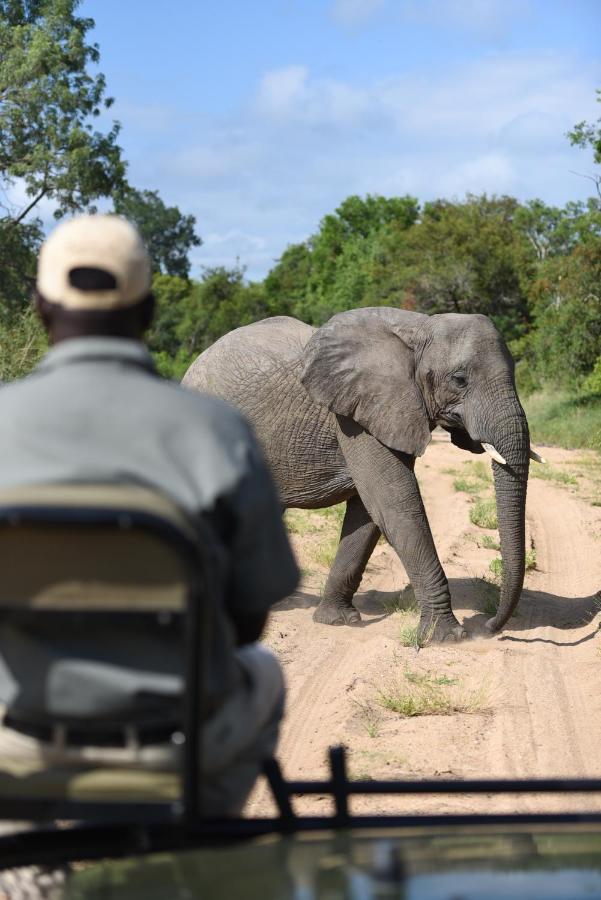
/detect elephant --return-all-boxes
[183,307,537,642]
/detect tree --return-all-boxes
[0,0,126,225]
[113,187,201,278]
[177,266,270,357]
[567,88,601,198]
[0,217,41,320]
[384,195,535,341]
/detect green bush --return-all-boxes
[0,306,48,381]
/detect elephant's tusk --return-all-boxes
[529,448,546,464]
[482,443,506,466]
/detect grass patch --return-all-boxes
[398,619,421,649]
[489,557,504,581]
[381,585,418,615]
[453,477,483,494]
[469,497,498,529]
[312,503,346,526]
[313,536,340,568]
[462,460,493,483]
[450,460,492,495]
[352,700,382,739]
[284,508,317,536]
[530,464,578,486]
[523,390,601,454]
[480,534,500,551]
[378,669,488,718]
[489,548,537,584]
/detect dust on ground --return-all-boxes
[246,431,601,817]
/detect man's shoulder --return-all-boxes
[154,378,255,441]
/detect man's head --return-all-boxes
[35,215,154,343]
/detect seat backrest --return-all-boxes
[0,483,213,824]
[0,484,199,613]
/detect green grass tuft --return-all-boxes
[381,585,418,615]
[469,498,498,529]
[398,620,421,648]
[530,464,578,486]
[453,477,483,494]
[462,460,493,483]
[378,669,488,718]
[488,548,537,585]
[480,534,500,551]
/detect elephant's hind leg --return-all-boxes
[313,495,381,626]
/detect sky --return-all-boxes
[77,0,600,281]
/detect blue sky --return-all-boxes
[78,0,600,281]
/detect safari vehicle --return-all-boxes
[0,485,600,899]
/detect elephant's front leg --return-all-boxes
[336,417,467,642]
[313,494,381,626]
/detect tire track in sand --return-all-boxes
[485,471,601,811]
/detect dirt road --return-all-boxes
[248,432,601,816]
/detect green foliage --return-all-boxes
[176,266,270,357]
[581,356,601,396]
[527,239,601,385]
[0,303,47,380]
[113,187,201,278]
[469,498,498,530]
[0,218,41,320]
[529,464,577,486]
[272,193,419,326]
[568,88,601,168]
[0,0,126,221]
[384,194,535,342]
[524,390,601,454]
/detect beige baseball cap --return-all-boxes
[37,215,152,310]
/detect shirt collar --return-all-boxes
[35,337,156,374]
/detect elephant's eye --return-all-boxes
[451,373,467,388]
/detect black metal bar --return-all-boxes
[329,746,349,821]
[273,777,601,796]
[3,812,601,870]
[263,757,295,821]
[182,576,201,822]
[0,798,177,823]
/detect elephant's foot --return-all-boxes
[418,613,467,644]
[313,599,361,626]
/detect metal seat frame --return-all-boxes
[0,490,214,826]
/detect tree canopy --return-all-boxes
[113,187,202,278]
[0,0,126,225]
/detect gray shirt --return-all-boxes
[0,337,298,723]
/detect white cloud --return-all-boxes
[255,66,373,127]
[436,153,515,197]
[330,0,385,27]
[255,66,309,118]
[125,52,599,282]
[401,0,531,40]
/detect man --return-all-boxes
[0,215,299,815]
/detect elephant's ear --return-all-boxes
[300,313,431,456]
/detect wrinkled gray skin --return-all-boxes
[183,308,530,642]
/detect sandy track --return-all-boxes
[247,434,601,817]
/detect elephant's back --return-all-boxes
[181,317,352,508]
[182,316,315,396]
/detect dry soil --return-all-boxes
[247,430,601,817]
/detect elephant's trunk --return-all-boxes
[481,380,530,632]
